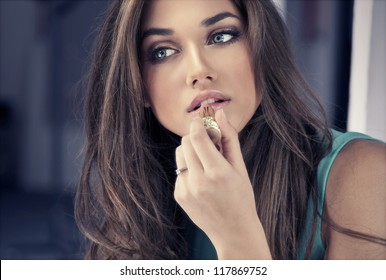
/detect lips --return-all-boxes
[187,90,230,113]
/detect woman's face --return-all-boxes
[141,0,261,137]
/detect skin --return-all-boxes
[141,0,269,259]
[323,140,386,259]
[140,0,386,259]
[141,0,260,137]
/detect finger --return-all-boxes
[189,117,225,172]
[174,145,188,206]
[215,109,245,171]
[175,145,188,176]
[181,134,204,176]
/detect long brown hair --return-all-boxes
[75,0,332,259]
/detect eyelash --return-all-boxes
[208,29,241,46]
[147,28,241,64]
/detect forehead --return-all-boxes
[142,0,239,29]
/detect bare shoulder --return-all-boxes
[323,139,386,259]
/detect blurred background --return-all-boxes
[0,0,385,259]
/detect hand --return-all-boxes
[175,109,271,259]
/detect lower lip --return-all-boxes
[189,100,230,116]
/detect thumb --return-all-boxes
[215,109,244,170]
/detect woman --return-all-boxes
[75,0,386,259]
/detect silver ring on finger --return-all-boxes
[175,167,188,176]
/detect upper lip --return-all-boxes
[187,90,230,112]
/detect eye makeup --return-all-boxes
[144,27,241,65]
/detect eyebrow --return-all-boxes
[201,12,240,27]
[141,28,174,40]
[141,12,240,41]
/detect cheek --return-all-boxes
[220,44,256,91]
[227,50,260,131]
[145,65,180,104]
[242,53,259,96]
[145,68,170,109]
[230,50,258,100]
[144,70,184,134]
[234,51,255,85]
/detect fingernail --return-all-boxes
[219,109,226,120]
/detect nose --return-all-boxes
[185,47,217,88]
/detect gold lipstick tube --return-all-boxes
[199,106,222,150]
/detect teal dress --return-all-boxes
[189,129,379,259]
